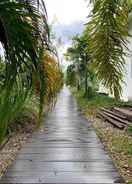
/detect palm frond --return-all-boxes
[0,0,50,143]
[87,0,129,99]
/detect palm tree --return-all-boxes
[0,0,50,143]
[65,34,97,97]
[87,0,129,99]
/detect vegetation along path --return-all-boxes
[0,87,124,183]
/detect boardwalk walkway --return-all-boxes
[0,87,124,183]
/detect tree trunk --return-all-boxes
[77,80,80,91]
[85,69,88,96]
[84,56,88,97]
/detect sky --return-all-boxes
[44,0,89,69]
[45,0,88,24]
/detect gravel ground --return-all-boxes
[0,114,38,178]
[0,102,51,179]
[87,115,132,184]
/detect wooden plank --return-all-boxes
[98,112,125,129]
[19,147,106,154]
[0,87,124,184]
[114,107,132,121]
[101,111,130,125]
[101,108,127,119]
[6,171,120,177]
[16,153,111,161]
[23,143,104,148]
[0,173,122,184]
[8,161,117,172]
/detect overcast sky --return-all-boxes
[45,0,88,24]
[44,0,89,69]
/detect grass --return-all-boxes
[8,95,40,134]
[71,87,132,117]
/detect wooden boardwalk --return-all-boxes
[0,87,124,183]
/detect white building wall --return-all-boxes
[98,84,109,94]
[122,36,132,101]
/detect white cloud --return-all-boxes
[45,0,88,25]
[44,0,90,70]
[53,21,84,44]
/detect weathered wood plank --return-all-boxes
[0,87,124,183]
[114,107,132,121]
[0,173,122,184]
[19,147,106,154]
[7,162,117,172]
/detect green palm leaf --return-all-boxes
[87,0,129,99]
[0,0,50,143]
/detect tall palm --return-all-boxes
[0,0,50,142]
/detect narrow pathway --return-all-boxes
[0,87,124,183]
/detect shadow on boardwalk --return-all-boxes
[0,86,124,183]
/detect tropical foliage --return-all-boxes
[35,51,63,121]
[0,0,62,143]
[66,0,131,100]
[42,52,63,103]
[65,34,97,98]
[87,0,129,99]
